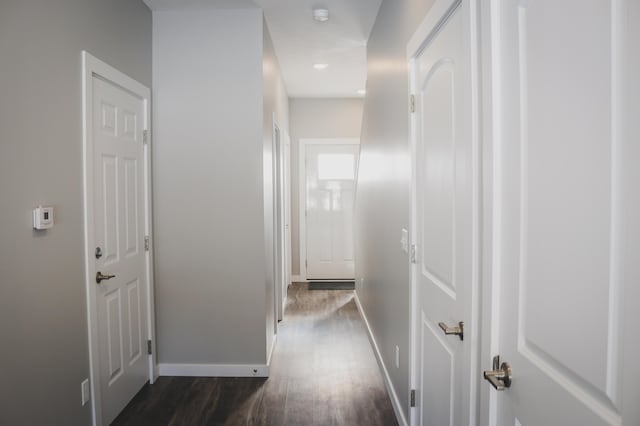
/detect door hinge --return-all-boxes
[147,340,153,355]
[143,129,149,145]
[144,235,150,251]
[410,244,417,264]
[410,94,416,113]
[410,389,416,407]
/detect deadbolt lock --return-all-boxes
[483,355,512,391]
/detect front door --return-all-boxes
[93,75,149,425]
[487,1,640,425]
[411,1,477,424]
[305,143,359,280]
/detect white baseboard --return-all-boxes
[354,291,409,426]
[158,362,269,377]
[291,275,306,283]
[158,335,278,378]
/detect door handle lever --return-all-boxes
[483,356,512,391]
[96,271,116,284]
[438,321,464,340]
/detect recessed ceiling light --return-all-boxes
[313,63,329,70]
[357,89,366,95]
[313,8,329,22]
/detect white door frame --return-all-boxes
[272,114,285,322]
[298,138,360,280]
[283,130,292,293]
[81,51,157,426]
[407,0,482,424]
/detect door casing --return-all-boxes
[81,51,157,426]
[272,115,285,323]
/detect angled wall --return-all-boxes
[354,0,435,420]
[262,17,290,354]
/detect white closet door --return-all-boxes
[93,76,149,425]
[487,1,640,425]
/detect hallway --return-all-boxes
[112,283,397,425]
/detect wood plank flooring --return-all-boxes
[112,283,398,426]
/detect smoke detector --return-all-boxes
[313,8,329,22]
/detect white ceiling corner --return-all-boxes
[255,0,382,98]
[143,0,383,98]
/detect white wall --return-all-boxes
[153,8,270,366]
[262,17,290,357]
[0,0,151,424]
[288,98,363,277]
[354,0,435,419]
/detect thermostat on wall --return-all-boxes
[33,205,54,230]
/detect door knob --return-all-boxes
[483,355,512,390]
[438,321,464,340]
[96,271,116,284]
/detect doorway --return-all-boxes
[82,52,156,426]
[299,139,360,280]
[273,118,286,322]
[408,0,481,424]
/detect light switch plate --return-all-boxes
[81,379,90,406]
[401,229,409,253]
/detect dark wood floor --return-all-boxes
[112,283,398,426]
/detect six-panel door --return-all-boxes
[93,76,149,425]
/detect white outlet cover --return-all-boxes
[81,379,90,406]
[401,229,409,253]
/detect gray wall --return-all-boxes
[0,1,151,425]
[354,0,435,419]
[153,8,269,365]
[262,18,290,351]
[288,98,364,276]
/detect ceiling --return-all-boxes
[254,0,382,98]
[143,0,382,98]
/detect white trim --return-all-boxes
[267,333,278,366]
[406,0,462,58]
[408,50,419,426]
[354,291,408,426]
[158,363,270,378]
[272,114,284,325]
[283,130,293,292]
[290,275,305,283]
[158,334,277,379]
[298,138,361,281]
[82,51,154,426]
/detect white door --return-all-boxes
[410,0,477,424]
[305,143,359,280]
[487,0,640,425]
[93,76,149,425]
